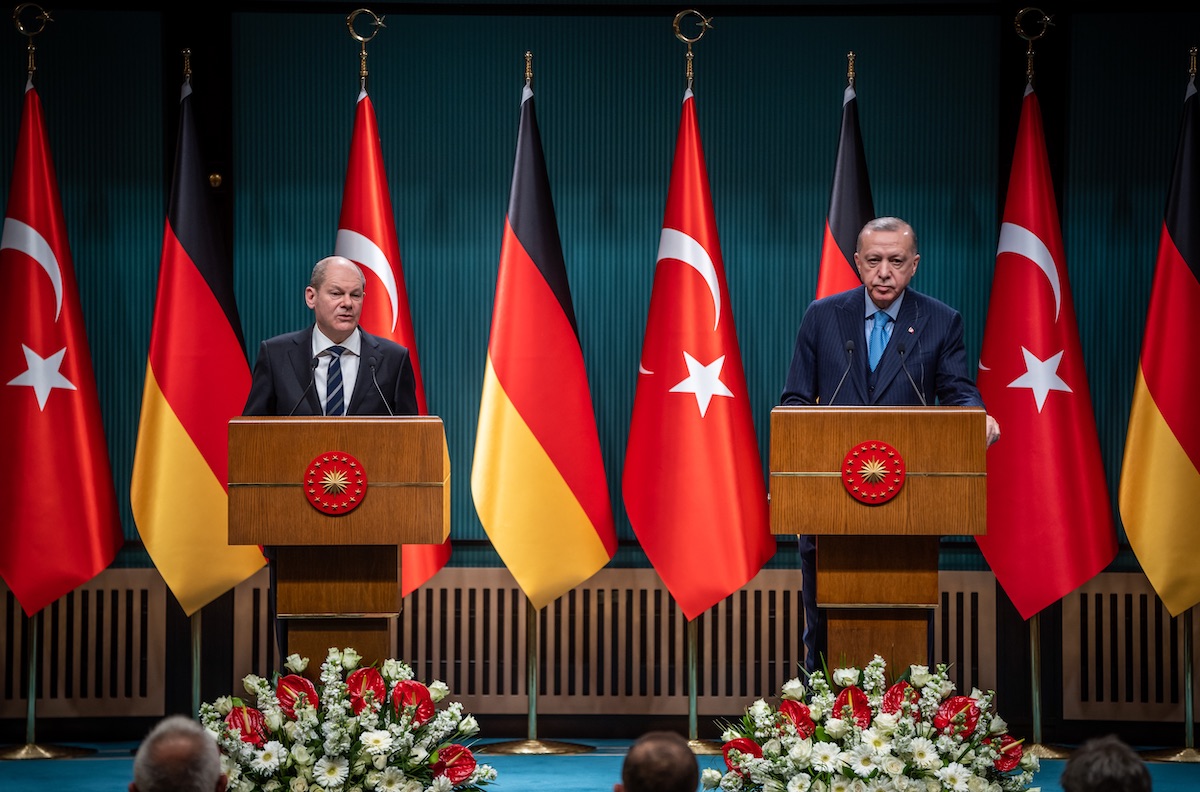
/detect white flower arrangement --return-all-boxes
[200,647,496,792]
[708,655,1039,792]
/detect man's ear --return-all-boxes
[613,784,624,792]
[129,784,139,792]
[216,774,229,792]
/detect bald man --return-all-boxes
[130,715,226,792]
[616,731,700,792]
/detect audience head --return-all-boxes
[615,730,699,792]
[1060,734,1151,792]
[129,714,227,792]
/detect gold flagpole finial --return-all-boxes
[673,9,713,90]
[347,7,385,92]
[525,50,532,88]
[13,3,52,78]
[1014,7,1053,85]
[1189,46,1197,80]
[182,48,192,83]
[846,51,857,88]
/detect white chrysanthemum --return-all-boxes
[846,743,881,777]
[428,775,453,792]
[811,741,843,773]
[828,776,854,792]
[860,727,891,755]
[786,773,813,792]
[907,736,940,770]
[375,766,407,791]
[313,755,349,788]
[824,718,849,740]
[360,728,392,755]
[782,677,807,700]
[701,767,724,789]
[935,762,973,792]
[251,740,285,774]
[833,667,861,687]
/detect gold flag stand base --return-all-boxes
[1026,742,1070,760]
[688,738,722,755]
[0,743,95,761]
[476,738,594,755]
[1141,746,1200,763]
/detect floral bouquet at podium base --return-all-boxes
[708,655,1037,792]
[200,647,496,792]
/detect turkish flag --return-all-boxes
[975,85,1116,619]
[0,80,123,615]
[622,89,775,621]
[334,89,449,595]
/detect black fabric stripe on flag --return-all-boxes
[169,83,246,353]
[506,89,578,337]
[1165,81,1200,283]
[828,88,874,268]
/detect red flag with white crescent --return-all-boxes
[622,89,775,621]
[335,89,449,594]
[0,80,123,615]
[975,85,1117,619]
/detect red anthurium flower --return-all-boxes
[224,705,267,747]
[833,686,871,728]
[989,734,1023,772]
[392,679,435,725]
[881,680,920,714]
[933,695,981,737]
[431,744,477,784]
[275,674,319,719]
[722,738,763,775]
[346,667,386,715]
[778,699,815,738]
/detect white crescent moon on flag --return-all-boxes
[997,221,1060,321]
[335,228,400,333]
[657,227,721,331]
[1,217,63,321]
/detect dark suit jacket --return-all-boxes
[781,286,984,408]
[243,325,419,417]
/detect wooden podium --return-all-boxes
[769,406,985,671]
[228,416,450,672]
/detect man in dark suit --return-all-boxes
[243,255,418,665]
[244,255,418,418]
[781,216,999,672]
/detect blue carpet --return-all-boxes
[4,739,1200,791]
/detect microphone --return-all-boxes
[368,356,395,417]
[897,343,928,407]
[287,356,320,416]
[827,339,855,405]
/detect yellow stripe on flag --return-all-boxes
[472,357,611,610]
[1120,367,1200,616]
[131,367,265,616]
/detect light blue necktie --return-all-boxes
[868,311,890,372]
[324,346,346,416]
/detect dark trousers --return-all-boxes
[798,534,825,674]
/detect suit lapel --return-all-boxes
[838,288,869,404]
[346,330,377,414]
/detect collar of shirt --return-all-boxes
[311,326,363,359]
[863,289,905,322]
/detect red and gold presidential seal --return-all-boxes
[841,440,905,505]
[304,451,368,515]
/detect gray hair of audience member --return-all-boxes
[1060,734,1151,792]
[617,730,699,792]
[130,714,227,792]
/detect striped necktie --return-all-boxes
[324,346,346,416]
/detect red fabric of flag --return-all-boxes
[975,85,1116,619]
[0,81,123,615]
[471,83,616,609]
[1119,75,1200,616]
[815,82,873,299]
[334,89,449,595]
[622,89,775,621]
[131,80,265,616]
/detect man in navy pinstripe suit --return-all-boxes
[781,216,1000,673]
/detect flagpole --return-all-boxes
[0,611,93,760]
[1142,608,1200,763]
[191,610,202,718]
[1025,613,1067,759]
[687,619,720,754]
[477,597,592,755]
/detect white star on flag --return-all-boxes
[670,351,733,417]
[7,343,76,410]
[1007,346,1071,412]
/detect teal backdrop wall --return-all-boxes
[1,6,1196,582]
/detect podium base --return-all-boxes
[0,743,95,760]
[477,739,594,755]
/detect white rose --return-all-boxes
[381,659,406,682]
[787,737,813,763]
[289,778,309,792]
[459,714,480,735]
[988,715,1008,735]
[284,654,309,673]
[263,782,282,792]
[428,680,450,702]
[373,753,387,769]
[701,768,724,789]
[265,710,283,732]
[214,696,234,716]
[823,718,848,739]
[764,781,786,792]
[402,782,424,792]
[341,648,362,669]
[908,665,931,687]
[782,677,807,701]
[749,699,772,722]
[881,755,905,776]
[872,712,898,734]
[291,744,313,765]
[832,667,861,687]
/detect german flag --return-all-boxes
[471,79,616,609]
[131,79,264,616]
[815,74,873,299]
[1120,72,1200,617]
